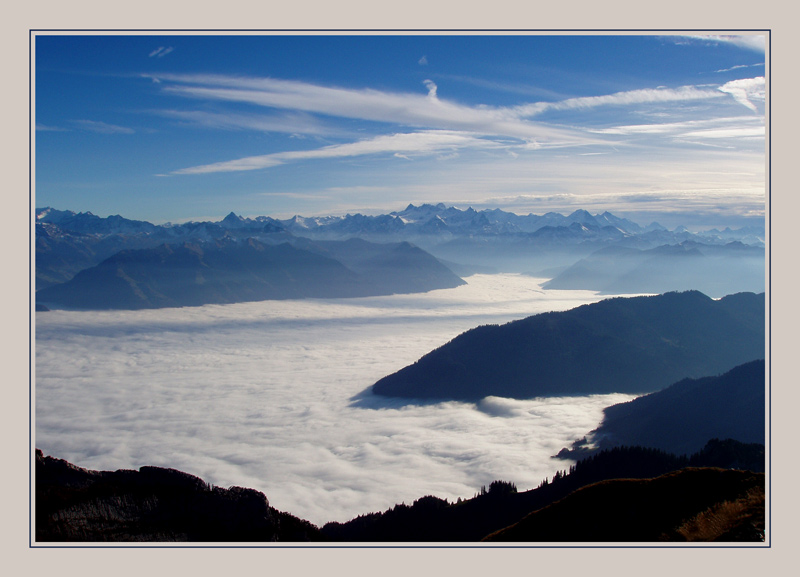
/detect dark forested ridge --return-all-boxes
[558,360,766,458]
[35,439,764,543]
[371,290,765,400]
[35,237,465,310]
[35,449,324,542]
[484,467,764,542]
[320,439,764,542]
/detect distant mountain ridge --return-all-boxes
[542,241,764,297]
[36,236,465,310]
[35,204,764,289]
[371,290,765,400]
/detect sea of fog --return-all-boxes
[35,274,639,526]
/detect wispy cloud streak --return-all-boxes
[513,86,725,117]
[149,46,174,58]
[156,109,338,136]
[151,73,764,179]
[170,130,504,175]
[152,73,596,143]
[70,120,135,134]
[683,35,766,53]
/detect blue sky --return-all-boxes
[34,33,766,228]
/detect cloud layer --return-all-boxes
[149,72,765,185]
[35,274,638,525]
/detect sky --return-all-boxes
[34,33,766,228]
[35,273,637,525]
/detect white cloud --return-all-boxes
[423,79,438,99]
[591,116,761,136]
[715,63,764,73]
[171,130,506,175]
[418,55,428,66]
[36,275,632,525]
[149,46,174,58]
[156,109,337,136]
[684,35,766,54]
[513,85,726,117]
[153,73,598,143]
[717,77,765,113]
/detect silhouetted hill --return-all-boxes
[372,291,765,400]
[36,237,464,310]
[35,449,324,542]
[321,440,764,542]
[559,360,765,458]
[484,467,764,542]
[37,440,763,542]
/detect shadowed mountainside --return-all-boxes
[559,360,765,459]
[36,237,465,310]
[371,290,764,401]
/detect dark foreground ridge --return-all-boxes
[35,449,324,542]
[372,290,765,400]
[484,467,764,542]
[36,439,764,543]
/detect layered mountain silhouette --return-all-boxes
[35,205,765,295]
[36,237,465,310]
[37,440,764,542]
[542,242,764,298]
[558,360,765,458]
[371,291,764,400]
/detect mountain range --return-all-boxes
[371,290,765,400]
[35,204,765,300]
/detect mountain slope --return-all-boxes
[371,291,765,400]
[36,237,465,310]
[560,360,766,457]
